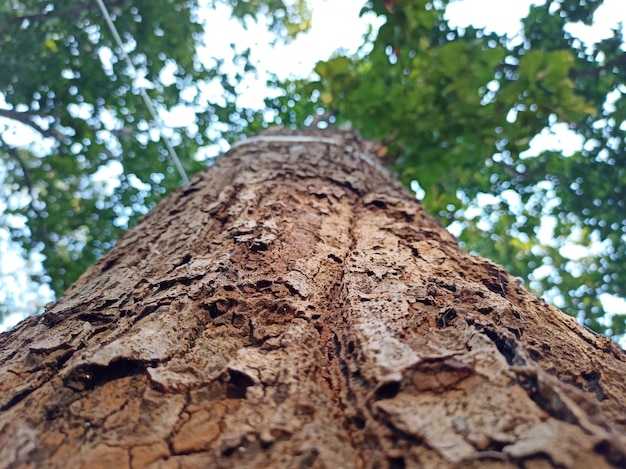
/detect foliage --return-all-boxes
[0,0,204,302]
[0,0,625,339]
[0,0,306,312]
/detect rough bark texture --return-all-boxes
[1,129,625,469]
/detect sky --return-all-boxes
[1,0,626,331]
[191,0,625,87]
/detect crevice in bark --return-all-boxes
[437,307,458,327]
[482,263,510,298]
[387,455,406,469]
[202,297,236,320]
[153,276,198,294]
[373,380,401,401]
[0,387,35,412]
[2,344,79,412]
[172,253,193,269]
[41,305,82,327]
[313,190,372,464]
[482,326,527,366]
[64,358,154,391]
[594,439,626,467]
[581,370,605,401]
[223,369,256,399]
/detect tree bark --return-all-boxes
[1,128,625,469]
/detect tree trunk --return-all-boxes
[1,129,625,469]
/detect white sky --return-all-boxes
[1,0,626,331]
[196,0,626,84]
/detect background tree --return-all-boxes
[0,0,625,338]
[264,0,626,336]
[0,0,309,318]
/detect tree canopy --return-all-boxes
[0,0,625,338]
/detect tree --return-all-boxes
[0,0,310,321]
[1,2,625,336]
[1,129,625,468]
[0,0,210,313]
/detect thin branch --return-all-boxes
[495,62,519,74]
[0,60,32,68]
[569,53,626,78]
[95,0,189,185]
[491,159,544,182]
[0,0,128,31]
[495,52,626,80]
[0,109,66,142]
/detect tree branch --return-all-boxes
[0,60,32,68]
[496,52,626,80]
[0,109,61,141]
[569,53,626,78]
[1,0,129,30]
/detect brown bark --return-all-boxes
[1,128,625,469]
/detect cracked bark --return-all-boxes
[1,128,625,469]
